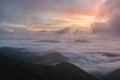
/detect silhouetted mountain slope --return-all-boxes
[102,69,120,80]
[0,53,98,80]
[0,47,68,64]
[0,47,34,61]
[39,51,68,64]
[54,62,98,80]
[0,53,41,80]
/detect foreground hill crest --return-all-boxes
[0,53,98,80]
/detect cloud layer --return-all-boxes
[0,0,100,28]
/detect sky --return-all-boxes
[0,0,104,32]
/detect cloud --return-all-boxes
[0,28,8,34]
[73,39,90,43]
[91,0,120,37]
[36,39,61,43]
[55,27,70,34]
[63,51,120,75]
[0,0,100,28]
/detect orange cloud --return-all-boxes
[25,11,105,31]
[69,11,98,17]
[60,11,99,27]
[26,27,63,32]
[7,29,14,32]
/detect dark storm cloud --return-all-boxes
[91,0,120,37]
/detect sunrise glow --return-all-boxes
[26,27,64,32]
[0,0,104,32]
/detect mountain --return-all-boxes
[0,47,34,61]
[0,52,98,80]
[0,53,40,80]
[0,47,68,64]
[102,69,120,80]
[54,62,98,80]
[39,51,68,64]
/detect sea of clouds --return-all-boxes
[0,32,120,76]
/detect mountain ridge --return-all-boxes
[0,52,98,80]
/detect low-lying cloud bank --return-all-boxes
[91,0,120,37]
[36,40,61,43]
